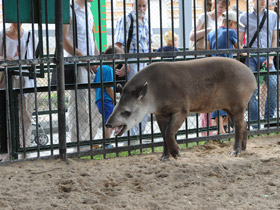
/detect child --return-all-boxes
[155,30,179,58]
[93,45,123,138]
[207,11,243,134]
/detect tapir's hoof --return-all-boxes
[229,149,241,156]
[170,149,180,159]
[160,155,170,162]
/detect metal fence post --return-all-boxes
[55,0,67,161]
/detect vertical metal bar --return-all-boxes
[147,0,153,151]
[45,0,54,155]
[171,0,175,61]
[110,0,119,156]
[236,0,241,60]
[16,0,27,158]
[31,0,40,157]
[213,0,220,135]
[180,0,187,140]
[8,71,17,159]
[71,0,80,150]
[193,0,199,138]
[205,0,211,136]
[94,0,106,158]
[55,0,67,161]
[256,0,261,130]
[122,0,131,156]
[85,0,94,158]
[2,0,11,161]
[180,0,186,60]
[193,0,197,51]
[246,0,251,130]
[277,0,280,131]
[185,118,188,148]
[266,0,270,127]
[159,0,163,58]
[135,0,142,154]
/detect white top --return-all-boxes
[64,2,96,57]
[198,13,222,29]
[0,30,38,89]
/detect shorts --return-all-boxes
[211,110,227,119]
[96,100,114,123]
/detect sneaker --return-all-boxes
[264,123,279,128]
[251,125,259,130]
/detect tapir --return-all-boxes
[106,57,257,161]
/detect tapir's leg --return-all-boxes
[241,122,247,151]
[156,114,171,161]
[166,112,187,158]
[230,112,245,156]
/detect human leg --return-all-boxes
[201,113,213,136]
[264,74,277,119]
[68,67,100,142]
[18,93,34,148]
[97,100,114,139]
[245,57,260,122]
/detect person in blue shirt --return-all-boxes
[207,11,242,58]
[93,45,123,138]
[207,11,243,134]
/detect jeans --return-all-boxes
[245,57,278,122]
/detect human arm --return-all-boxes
[207,40,210,50]
[262,30,277,68]
[89,37,100,74]
[106,87,114,101]
[189,16,212,41]
[238,31,245,47]
[115,42,130,77]
[63,21,84,57]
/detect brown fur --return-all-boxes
[107,57,257,160]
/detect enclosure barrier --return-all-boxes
[0,0,279,163]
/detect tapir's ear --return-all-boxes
[138,82,148,100]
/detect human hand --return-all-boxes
[262,57,274,69]
[85,65,98,74]
[207,27,214,32]
[90,65,98,74]
[115,65,126,77]
[239,53,247,57]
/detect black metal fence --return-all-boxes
[0,0,279,163]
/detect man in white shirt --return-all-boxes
[63,0,100,142]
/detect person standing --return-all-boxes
[190,0,229,135]
[239,0,278,128]
[189,0,229,50]
[63,0,100,142]
[114,0,153,136]
[207,11,243,134]
[93,45,124,139]
[0,23,38,152]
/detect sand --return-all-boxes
[0,135,280,210]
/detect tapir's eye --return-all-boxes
[122,111,131,117]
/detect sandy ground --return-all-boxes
[0,135,280,210]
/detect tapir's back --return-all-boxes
[130,57,257,113]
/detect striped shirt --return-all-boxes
[115,10,153,54]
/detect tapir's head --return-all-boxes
[106,82,149,136]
